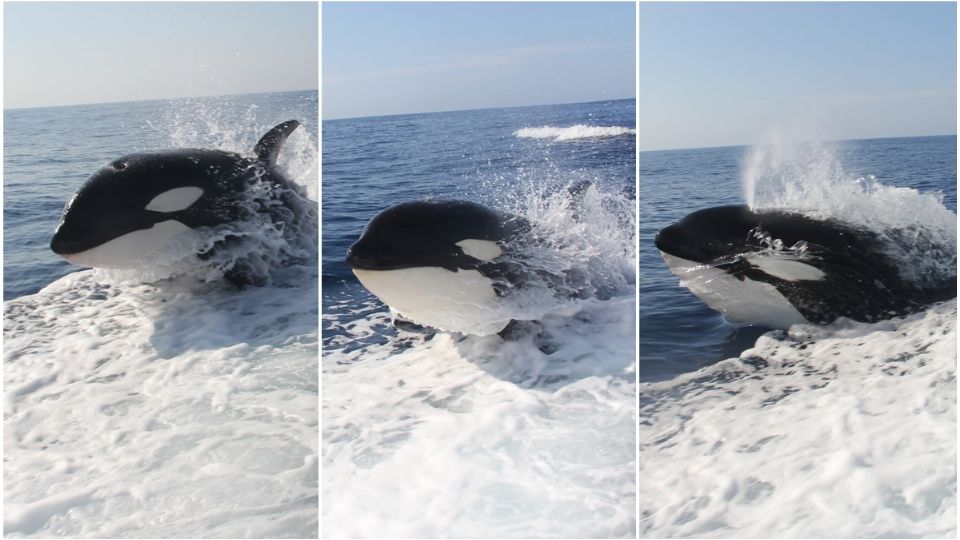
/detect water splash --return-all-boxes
[155,97,318,200]
[741,133,956,287]
[472,174,637,326]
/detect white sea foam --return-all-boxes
[4,266,318,538]
[640,300,957,538]
[323,295,636,538]
[514,125,636,142]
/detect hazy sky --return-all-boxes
[4,2,318,109]
[639,2,957,151]
[323,2,636,120]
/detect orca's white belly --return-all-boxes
[352,266,510,335]
[660,252,808,329]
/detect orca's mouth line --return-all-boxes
[346,250,393,271]
[51,235,112,257]
[345,253,426,273]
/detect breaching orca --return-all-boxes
[346,199,534,336]
[50,120,312,286]
[655,205,956,329]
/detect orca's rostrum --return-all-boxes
[655,205,956,329]
[50,120,313,286]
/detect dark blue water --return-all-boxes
[322,99,636,346]
[639,135,957,382]
[3,90,318,300]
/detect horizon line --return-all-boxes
[322,96,636,122]
[639,132,958,154]
[3,88,319,112]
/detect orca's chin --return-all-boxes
[351,267,509,335]
[653,243,709,267]
[55,220,196,269]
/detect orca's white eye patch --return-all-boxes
[456,239,502,261]
[145,187,204,212]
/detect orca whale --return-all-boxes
[654,205,956,329]
[346,199,534,335]
[50,120,312,286]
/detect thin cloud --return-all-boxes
[822,88,956,105]
[326,43,620,85]
[751,88,957,108]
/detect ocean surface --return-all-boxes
[3,90,319,538]
[322,99,637,537]
[639,135,957,537]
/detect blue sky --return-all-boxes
[323,2,636,119]
[640,2,957,150]
[4,2,318,109]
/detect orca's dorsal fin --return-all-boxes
[567,180,592,200]
[254,120,300,164]
[566,180,593,221]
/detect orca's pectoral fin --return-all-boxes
[254,120,301,164]
[223,261,269,289]
[498,319,539,339]
[392,316,436,336]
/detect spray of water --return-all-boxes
[475,172,636,325]
[156,98,318,200]
[741,133,956,287]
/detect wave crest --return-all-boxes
[514,125,636,142]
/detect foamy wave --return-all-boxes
[640,300,957,538]
[324,295,636,538]
[514,125,636,142]
[4,265,319,537]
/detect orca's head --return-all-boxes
[50,150,249,268]
[346,200,527,272]
[345,200,530,334]
[654,205,767,264]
